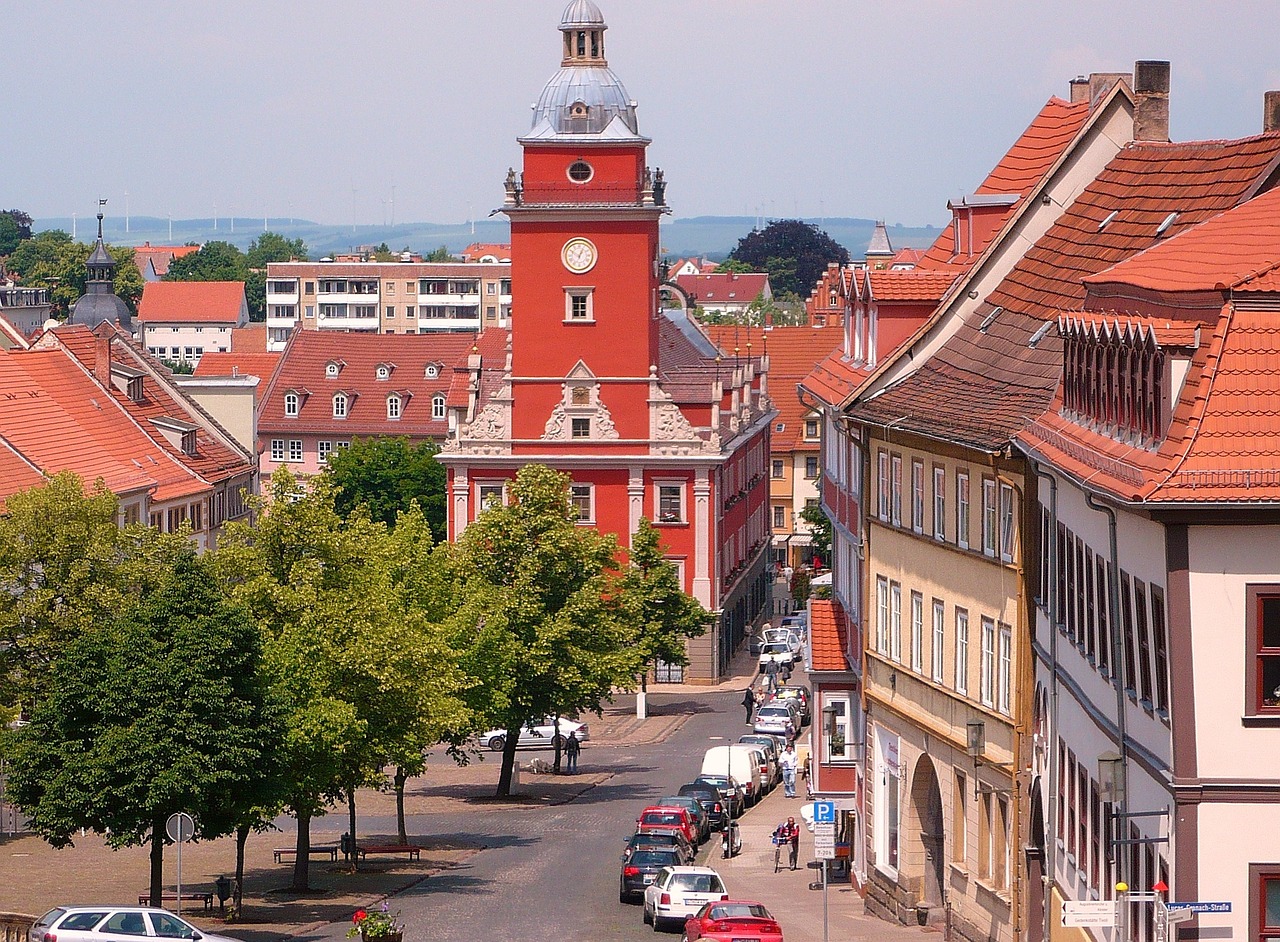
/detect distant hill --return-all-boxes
[34,215,942,263]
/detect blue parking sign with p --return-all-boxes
[814,801,836,823]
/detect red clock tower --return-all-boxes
[439,1,775,682]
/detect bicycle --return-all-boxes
[773,836,782,873]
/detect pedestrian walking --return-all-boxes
[741,686,756,725]
[764,658,779,694]
[564,730,581,773]
[779,742,799,798]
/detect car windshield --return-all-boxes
[630,850,680,866]
[641,811,685,826]
[761,643,788,653]
[759,706,789,716]
[708,903,770,920]
[672,873,725,893]
[60,914,109,931]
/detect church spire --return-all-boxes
[560,0,606,66]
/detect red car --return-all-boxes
[683,899,784,941]
[637,805,699,846]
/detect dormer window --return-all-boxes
[387,394,401,420]
[569,101,589,118]
[325,360,344,378]
[432,393,446,420]
[375,363,394,381]
[1061,318,1169,446]
[333,392,348,419]
[284,392,300,417]
[425,363,440,379]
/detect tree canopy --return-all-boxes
[165,233,308,321]
[726,219,850,298]
[617,518,709,674]
[799,494,832,567]
[324,436,447,537]
[4,231,144,315]
[0,209,34,256]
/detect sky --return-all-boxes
[8,1,1280,231]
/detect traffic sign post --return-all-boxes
[810,805,837,942]
[1062,900,1118,928]
[166,812,195,916]
[813,800,837,824]
[813,821,836,859]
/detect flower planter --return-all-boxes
[363,933,403,942]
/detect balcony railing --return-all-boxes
[505,168,667,208]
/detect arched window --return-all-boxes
[387,394,401,420]
[284,392,299,417]
[333,393,348,419]
[432,393,446,420]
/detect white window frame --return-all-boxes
[773,504,787,529]
[890,455,902,527]
[432,393,446,420]
[933,466,946,541]
[957,470,971,549]
[911,459,925,534]
[999,482,1016,563]
[270,439,285,461]
[772,459,785,479]
[569,483,594,523]
[911,591,924,673]
[890,581,902,663]
[477,481,507,510]
[932,599,945,683]
[284,392,299,417]
[333,392,348,419]
[288,439,303,462]
[318,440,333,463]
[876,576,890,655]
[998,623,1012,715]
[877,451,890,521]
[874,727,900,878]
[982,479,998,557]
[980,616,996,707]
[955,609,970,695]
[823,692,852,762]
[564,286,595,322]
[655,481,685,524]
[387,394,401,420]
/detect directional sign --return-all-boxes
[813,800,837,824]
[1166,907,1195,926]
[813,822,836,860]
[1062,901,1118,928]
[1168,902,1232,914]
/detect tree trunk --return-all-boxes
[149,816,165,907]
[347,787,358,873]
[496,725,521,797]
[234,822,249,918]
[291,810,311,892]
[394,767,408,845]
[552,714,563,774]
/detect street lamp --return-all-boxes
[966,720,986,765]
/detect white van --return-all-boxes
[701,745,764,807]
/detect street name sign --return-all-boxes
[1062,901,1118,928]
[813,821,836,859]
[1168,902,1232,914]
[813,800,837,824]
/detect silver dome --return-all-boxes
[561,0,605,28]
[529,65,638,137]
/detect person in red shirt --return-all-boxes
[773,816,800,870]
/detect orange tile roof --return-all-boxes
[1083,184,1280,293]
[230,324,268,352]
[1057,310,1203,347]
[460,243,512,262]
[193,352,283,404]
[674,273,771,304]
[809,598,853,672]
[866,269,960,302]
[0,437,46,511]
[138,281,246,324]
[917,97,1091,269]
[133,244,199,278]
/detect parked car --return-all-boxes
[480,716,589,752]
[757,641,796,671]
[658,795,712,843]
[618,847,683,903]
[738,734,781,788]
[701,745,763,807]
[637,805,699,847]
[623,829,696,865]
[753,703,798,738]
[683,900,785,941]
[678,783,728,831]
[29,908,242,942]
[643,866,729,931]
[773,684,811,723]
[771,695,804,730]
[694,774,745,818]
[762,626,802,656]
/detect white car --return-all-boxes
[758,641,796,670]
[642,866,728,930]
[29,908,241,942]
[480,716,589,751]
[762,627,802,655]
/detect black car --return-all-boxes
[677,783,727,831]
[618,847,682,902]
[694,774,745,818]
[622,829,696,864]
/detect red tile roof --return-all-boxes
[852,133,1280,449]
[866,269,960,302]
[138,281,247,324]
[0,437,46,511]
[230,324,268,352]
[260,329,485,439]
[674,272,771,304]
[133,244,199,278]
[917,97,1092,269]
[808,598,853,672]
[460,243,512,262]
[193,352,283,404]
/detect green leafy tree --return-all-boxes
[424,245,456,262]
[166,240,248,282]
[727,219,850,298]
[799,493,832,567]
[713,258,754,276]
[446,464,632,797]
[5,546,279,906]
[0,209,33,256]
[324,436,447,537]
[0,473,128,714]
[616,518,709,714]
[244,232,308,322]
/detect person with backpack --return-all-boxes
[565,730,582,773]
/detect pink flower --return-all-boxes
[353,910,368,924]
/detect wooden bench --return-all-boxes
[272,844,339,863]
[356,843,422,861]
[137,892,214,911]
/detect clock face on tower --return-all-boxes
[562,237,598,274]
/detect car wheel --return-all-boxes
[487,734,506,752]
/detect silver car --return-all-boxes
[753,703,797,737]
[30,908,241,942]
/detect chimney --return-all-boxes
[94,330,112,387]
[1070,75,1090,104]
[1088,71,1132,110]
[1265,91,1280,133]
[1133,60,1171,141]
